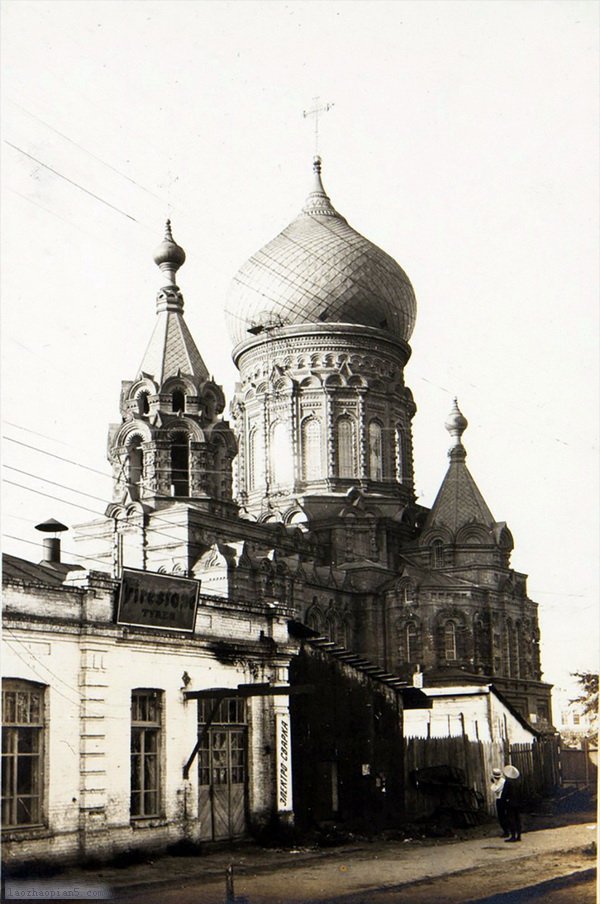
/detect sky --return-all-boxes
[1,0,598,704]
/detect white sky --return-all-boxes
[2,0,598,702]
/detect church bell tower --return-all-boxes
[106,222,237,519]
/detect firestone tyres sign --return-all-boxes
[117,568,200,632]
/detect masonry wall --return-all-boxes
[2,574,297,868]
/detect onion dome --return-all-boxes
[445,398,468,455]
[153,220,186,285]
[225,157,417,347]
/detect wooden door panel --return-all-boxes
[197,725,247,841]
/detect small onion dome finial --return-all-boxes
[445,398,468,460]
[153,219,186,285]
[313,155,322,174]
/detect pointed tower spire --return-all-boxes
[301,156,341,219]
[445,398,468,461]
[137,221,209,380]
[422,400,495,534]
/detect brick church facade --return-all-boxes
[2,156,553,864]
[83,157,551,727]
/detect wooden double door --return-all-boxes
[197,699,247,841]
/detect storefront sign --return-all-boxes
[117,568,199,631]
[276,710,293,811]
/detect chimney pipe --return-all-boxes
[35,518,68,566]
[42,537,61,563]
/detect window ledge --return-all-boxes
[2,825,49,842]
[131,816,168,829]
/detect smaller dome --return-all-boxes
[153,220,186,282]
[445,398,468,460]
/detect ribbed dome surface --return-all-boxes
[225,160,416,346]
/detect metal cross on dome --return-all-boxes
[303,97,334,155]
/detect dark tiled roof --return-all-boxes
[424,459,495,535]
[2,553,83,587]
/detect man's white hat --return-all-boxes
[492,767,502,776]
[503,764,520,779]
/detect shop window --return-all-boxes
[2,679,46,828]
[131,689,163,819]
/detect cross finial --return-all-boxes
[303,96,334,155]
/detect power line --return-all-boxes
[3,479,103,517]
[3,421,71,447]
[2,532,110,571]
[6,187,130,256]
[2,459,225,551]
[4,466,112,504]
[5,141,141,224]
[3,436,113,479]
[7,98,169,206]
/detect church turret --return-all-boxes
[419,399,512,570]
[395,400,549,725]
[106,223,237,517]
[226,157,418,533]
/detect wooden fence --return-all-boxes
[560,742,598,787]
[404,734,560,821]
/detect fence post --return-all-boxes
[225,863,235,904]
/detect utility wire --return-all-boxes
[7,187,131,256]
[7,98,169,206]
[3,533,111,571]
[5,141,142,225]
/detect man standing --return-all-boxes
[501,764,522,842]
[490,767,509,837]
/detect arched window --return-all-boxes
[2,679,46,827]
[505,619,513,676]
[336,417,355,478]
[444,621,457,661]
[302,418,322,481]
[248,427,265,491]
[395,426,411,484]
[170,432,189,496]
[138,392,150,415]
[339,618,350,648]
[513,624,521,678]
[128,437,143,500]
[271,422,293,486]
[368,420,383,480]
[306,602,323,634]
[212,437,227,499]
[172,389,185,414]
[406,622,417,662]
[431,539,444,569]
